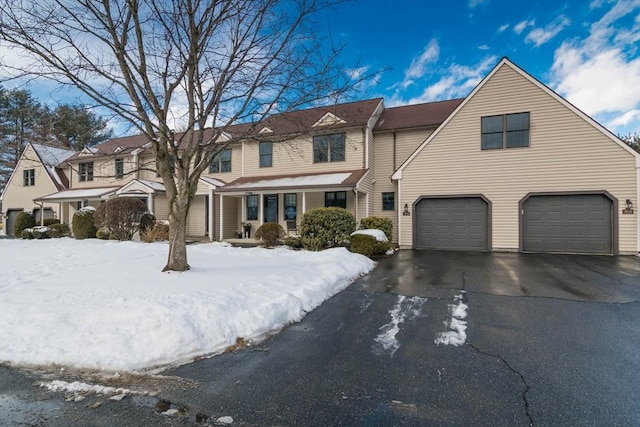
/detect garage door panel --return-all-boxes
[523,194,612,254]
[415,197,488,251]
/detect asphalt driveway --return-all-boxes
[1,251,639,426]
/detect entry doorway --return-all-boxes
[264,194,278,223]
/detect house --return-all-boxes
[1,57,638,255]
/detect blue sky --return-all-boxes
[326,0,640,136]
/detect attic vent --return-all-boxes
[113,146,125,153]
[312,112,346,127]
[259,126,273,134]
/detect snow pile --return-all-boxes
[434,292,468,346]
[374,295,426,356]
[40,380,141,396]
[351,229,388,242]
[0,239,374,371]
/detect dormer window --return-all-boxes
[481,112,530,150]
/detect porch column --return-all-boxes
[219,194,224,240]
[147,195,153,213]
[365,192,370,217]
[242,194,246,223]
[58,202,64,224]
[302,191,306,214]
[208,189,214,242]
[354,190,359,222]
[259,193,264,225]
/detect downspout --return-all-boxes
[397,178,402,248]
[363,127,368,169]
[392,130,397,169]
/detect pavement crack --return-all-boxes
[467,342,534,426]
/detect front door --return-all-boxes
[264,194,278,223]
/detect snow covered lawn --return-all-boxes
[0,239,374,372]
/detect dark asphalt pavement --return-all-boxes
[1,251,639,426]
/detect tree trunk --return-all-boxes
[163,197,190,272]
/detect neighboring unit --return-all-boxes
[1,57,638,255]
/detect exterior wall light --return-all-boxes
[403,203,410,216]
[623,199,634,214]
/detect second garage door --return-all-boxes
[415,197,489,251]
[522,194,613,254]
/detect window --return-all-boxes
[23,169,35,186]
[481,112,530,150]
[284,193,297,220]
[79,162,94,182]
[313,133,345,163]
[210,149,232,173]
[115,158,124,179]
[246,194,258,220]
[382,192,395,211]
[325,191,347,209]
[259,142,272,168]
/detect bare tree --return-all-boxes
[0,0,364,271]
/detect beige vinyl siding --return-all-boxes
[69,155,137,188]
[242,128,365,177]
[153,194,170,220]
[372,128,435,242]
[398,64,638,253]
[137,154,158,181]
[187,195,206,236]
[1,145,60,215]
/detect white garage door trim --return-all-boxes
[413,195,492,251]
[519,191,618,255]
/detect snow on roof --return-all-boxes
[32,144,77,166]
[36,187,119,201]
[199,176,226,187]
[136,179,166,191]
[223,172,353,191]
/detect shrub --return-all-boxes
[48,223,70,238]
[139,212,156,235]
[21,228,34,239]
[360,216,393,241]
[140,221,170,242]
[72,207,97,239]
[95,197,148,241]
[14,211,35,236]
[42,218,60,226]
[283,235,303,249]
[350,233,391,257]
[31,226,50,239]
[255,222,285,247]
[299,207,356,251]
[96,228,111,240]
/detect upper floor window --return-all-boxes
[325,191,346,209]
[382,192,395,211]
[210,149,232,173]
[79,162,94,182]
[481,112,530,150]
[115,158,124,179]
[259,142,273,168]
[23,169,35,186]
[313,133,345,163]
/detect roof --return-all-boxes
[35,186,120,202]
[217,169,368,193]
[374,99,464,131]
[199,176,226,187]
[31,143,76,191]
[66,133,150,160]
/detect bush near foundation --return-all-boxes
[299,208,355,251]
[359,216,393,241]
[14,211,35,237]
[42,218,60,226]
[48,223,70,238]
[141,221,170,242]
[72,207,97,239]
[94,197,148,241]
[255,222,285,247]
[349,233,390,257]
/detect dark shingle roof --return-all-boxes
[374,98,463,131]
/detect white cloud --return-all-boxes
[550,0,640,134]
[468,0,488,7]
[514,19,534,35]
[478,44,490,51]
[498,24,510,33]
[398,39,440,89]
[525,16,571,47]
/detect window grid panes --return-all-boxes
[246,194,258,220]
[382,192,395,211]
[115,158,124,179]
[259,142,273,168]
[481,112,530,150]
[79,162,93,182]
[210,149,232,173]
[23,169,35,186]
[284,193,297,220]
[325,191,347,209]
[313,133,345,163]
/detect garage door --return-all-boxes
[415,197,489,251]
[522,194,612,254]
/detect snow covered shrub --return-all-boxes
[42,218,60,226]
[140,221,169,242]
[359,216,393,241]
[31,226,50,239]
[94,197,148,241]
[14,211,35,236]
[300,207,356,251]
[255,222,285,247]
[283,235,303,249]
[48,223,70,238]
[350,233,390,257]
[72,207,97,239]
[20,228,34,239]
[139,212,155,235]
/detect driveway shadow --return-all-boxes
[350,251,640,303]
